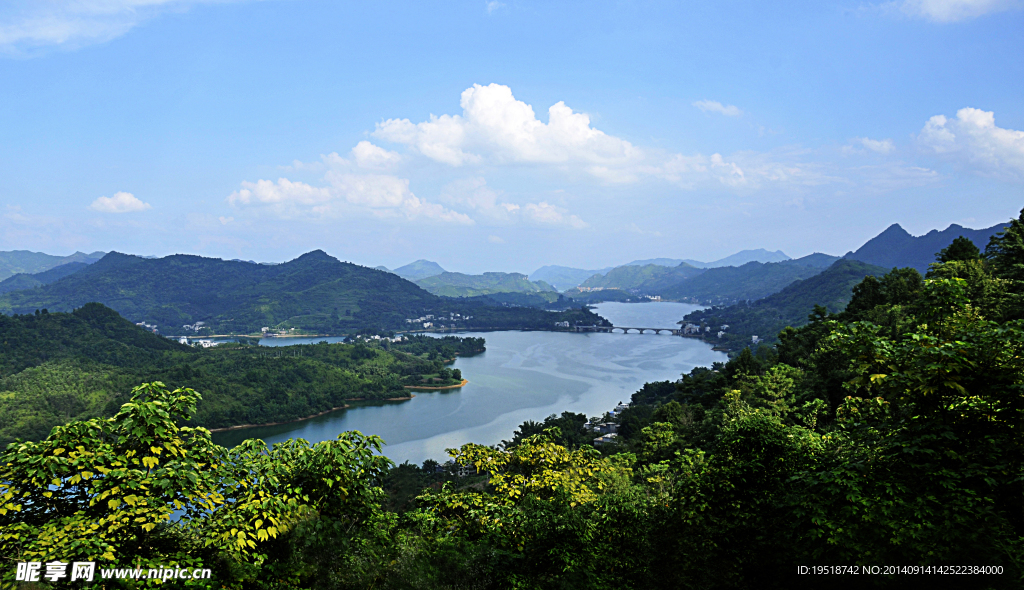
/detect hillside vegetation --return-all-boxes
[5,210,1023,588]
[683,259,888,349]
[0,262,90,294]
[659,259,826,304]
[0,303,484,444]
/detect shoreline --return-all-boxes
[403,379,469,391]
[206,394,416,432]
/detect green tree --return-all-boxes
[937,235,982,263]
[790,279,1024,569]
[0,382,395,589]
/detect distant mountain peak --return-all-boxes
[393,259,446,281]
[295,249,335,261]
[846,220,1003,273]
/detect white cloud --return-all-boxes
[488,235,505,243]
[439,177,588,228]
[350,141,402,170]
[692,100,743,117]
[852,137,896,154]
[486,1,505,13]
[523,202,587,229]
[899,0,1023,22]
[372,84,823,192]
[89,191,151,213]
[228,178,331,208]
[918,108,1024,176]
[218,216,233,225]
[0,0,260,55]
[374,83,643,170]
[626,223,662,237]
[227,174,472,225]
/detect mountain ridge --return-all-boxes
[844,222,1003,273]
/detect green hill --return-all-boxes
[0,250,439,335]
[0,251,605,336]
[417,271,556,297]
[0,304,485,444]
[659,260,826,305]
[579,263,703,290]
[0,261,90,294]
[682,259,888,350]
[528,265,613,290]
[0,250,104,281]
[393,259,446,280]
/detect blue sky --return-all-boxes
[1,0,1022,273]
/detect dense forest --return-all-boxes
[3,211,1023,588]
[0,305,485,444]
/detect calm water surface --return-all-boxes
[211,302,726,464]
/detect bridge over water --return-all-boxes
[572,325,684,335]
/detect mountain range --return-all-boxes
[529,249,792,290]
[415,272,556,298]
[0,218,1004,337]
[0,251,603,336]
[683,259,889,349]
[386,259,447,281]
[0,250,105,281]
[0,262,92,295]
[844,222,1003,273]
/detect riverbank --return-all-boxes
[404,379,469,391]
[206,394,416,432]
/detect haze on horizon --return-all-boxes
[1,0,1022,274]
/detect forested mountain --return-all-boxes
[699,248,790,267]
[626,249,792,269]
[622,257,686,267]
[0,251,604,335]
[844,222,1002,272]
[780,252,840,268]
[416,271,556,297]
[0,262,90,294]
[0,303,484,444]
[658,259,826,304]
[528,265,613,290]
[578,262,703,290]
[9,211,1023,588]
[682,259,888,349]
[0,250,104,281]
[392,259,446,280]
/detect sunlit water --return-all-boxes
[211,302,726,464]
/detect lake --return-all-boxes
[211,301,727,464]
